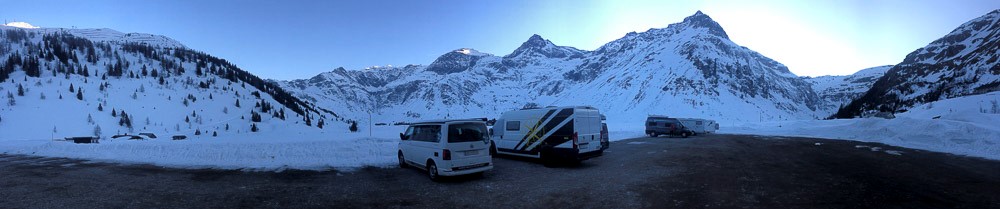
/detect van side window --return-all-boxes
[506,121,520,131]
[402,127,415,140]
[412,125,441,142]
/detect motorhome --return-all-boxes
[491,106,604,164]
[678,118,716,135]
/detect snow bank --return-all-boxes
[724,93,1000,160]
[0,126,407,171]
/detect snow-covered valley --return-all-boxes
[1,9,998,170]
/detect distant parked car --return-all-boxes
[172,135,188,140]
[645,115,693,138]
[66,137,99,144]
[138,133,158,139]
[398,118,493,181]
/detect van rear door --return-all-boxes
[445,122,491,160]
[575,110,601,153]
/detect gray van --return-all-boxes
[645,116,693,138]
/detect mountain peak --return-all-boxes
[504,34,584,60]
[516,34,552,51]
[681,11,729,39]
[2,21,40,29]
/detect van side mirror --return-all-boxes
[399,133,408,141]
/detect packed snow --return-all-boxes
[723,92,1000,160]
[0,124,406,170]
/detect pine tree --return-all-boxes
[225,124,229,130]
[6,92,14,106]
[93,125,102,138]
[349,121,358,132]
[195,129,201,135]
[250,123,258,132]
[317,118,324,129]
[76,88,83,100]
[112,108,117,117]
[235,99,241,108]
[16,84,24,96]
[212,131,217,137]
[251,111,262,122]
[98,103,103,111]
[185,116,190,123]
[69,83,75,92]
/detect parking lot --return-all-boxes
[1,134,998,209]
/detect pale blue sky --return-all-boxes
[2,0,997,79]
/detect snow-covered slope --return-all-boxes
[0,26,338,141]
[0,26,188,49]
[808,65,892,113]
[284,11,827,125]
[727,92,1000,160]
[836,9,1000,118]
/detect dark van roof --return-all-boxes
[410,118,487,125]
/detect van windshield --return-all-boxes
[448,123,488,143]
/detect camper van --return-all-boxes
[645,115,694,137]
[398,118,493,181]
[491,106,604,164]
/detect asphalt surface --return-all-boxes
[0,134,998,209]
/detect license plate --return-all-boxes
[465,150,478,156]
[579,144,589,149]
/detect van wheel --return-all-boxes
[427,161,440,181]
[681,132,689,138]
[397,152,407,168]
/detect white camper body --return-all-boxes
[490,106,604,161]
[678,118,717,134]
[705,120,719,133]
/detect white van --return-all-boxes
[398,118,493,181]
[677,118,717,135]
[490,106,604,164]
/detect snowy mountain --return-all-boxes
[283,11,827,124]
[835,9,1000,118]
[0,26,340,140]
[807,65,892,113]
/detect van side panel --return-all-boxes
[513,109,559,149]
[518,108,573,152]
